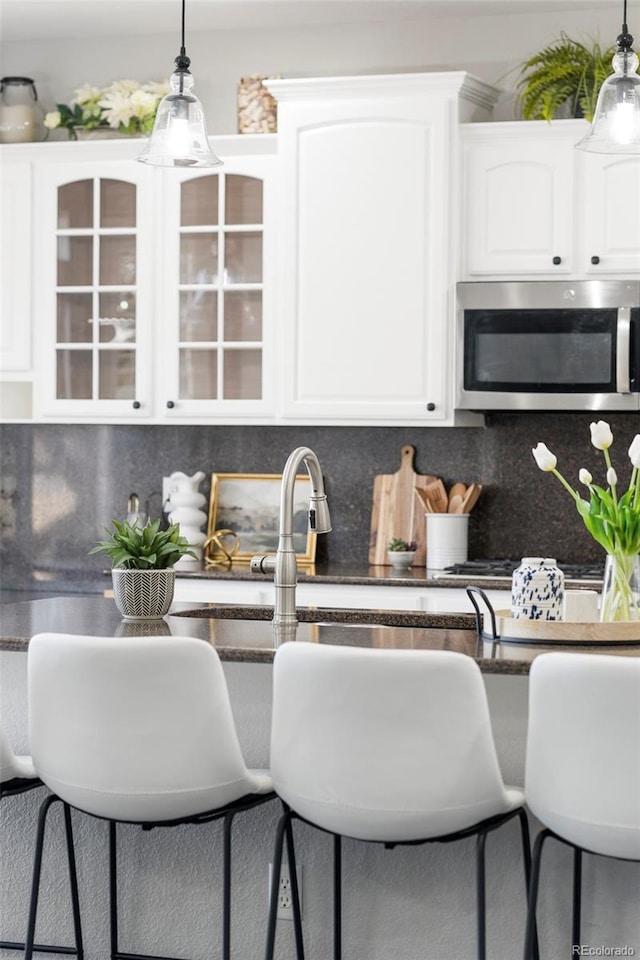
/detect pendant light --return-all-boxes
[136,0,222,167]
[575,0,640,153]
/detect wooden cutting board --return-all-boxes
[368,445,437,566]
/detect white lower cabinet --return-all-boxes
[172,576,510,616]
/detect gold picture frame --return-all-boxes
[206,473,317,565]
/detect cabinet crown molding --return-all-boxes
[265,71,500,109]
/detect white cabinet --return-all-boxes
[0,154,33,419]
[461,119,640,279]
[172,575,509,616]
[267,72,498,426]
[4,135,276,422]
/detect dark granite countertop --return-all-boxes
[183,561,508,588]
[1,596,637,676]
[3,560,603,603]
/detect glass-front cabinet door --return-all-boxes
[158,155,274,418]
[34,160,153,418]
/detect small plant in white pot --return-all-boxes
[387,538,418,569]
[90,519,195,621]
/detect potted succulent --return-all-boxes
[387,538,418,570]
[516,33,615,121]
[90,518,195,621]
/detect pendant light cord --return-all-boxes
[174,0,190,94]
[180,0,186,59]
[619,0,633,49]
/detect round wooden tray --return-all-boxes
[484,610,640,645]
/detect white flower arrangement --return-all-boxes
[44,79,169,138]
[533,421,640,621]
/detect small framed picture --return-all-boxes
[206,473,317,565]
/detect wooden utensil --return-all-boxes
[414,487,434,513]
[368,445,436,566]
[422,478,449,513]
[447,494,464,514]
[461,483,482,513]
[448,482,467,506]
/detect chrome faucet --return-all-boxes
[251,446,331,630]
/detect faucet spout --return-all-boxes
[251,446,331,629]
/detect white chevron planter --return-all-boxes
[112,568,176,621]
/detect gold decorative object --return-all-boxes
[204,529,241,567]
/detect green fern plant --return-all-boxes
[516,33,615,121]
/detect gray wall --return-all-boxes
[2,413,639,592]
[0,5,619,134]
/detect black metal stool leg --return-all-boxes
[109,821,119,960]
[24,794,58,960]
[333,834,342,960]
[222,810,234,960]
[572,847,582,951]
[517,810,539,960]
[265,810,289,960]
[62,803,84,959]
[285,814,304,960]
[524,829,551,960]
[476,828,487,960]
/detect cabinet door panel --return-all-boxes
[35,160,153,418]
[160,158,274,418]
[284,117,446,419]
[578,154,640,275]
[0,160,32,374]
[463,137,574,275]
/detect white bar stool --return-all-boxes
[0,719,81,955]
[523,652,640,960]
[266,643,537,960]
[25,632,276,960]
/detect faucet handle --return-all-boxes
[250,555,277,575]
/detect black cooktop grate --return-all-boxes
[444,559,605,581]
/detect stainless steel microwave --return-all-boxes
[456,280,640,412]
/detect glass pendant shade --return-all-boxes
[136,66,222,168]
[576,47,640,153]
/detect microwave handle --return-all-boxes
[617,307,631,394]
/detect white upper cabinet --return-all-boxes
[33,156,154,419]
[267,73,498,425]
[15,135,275,422]
[461,119,640,279]
[156,156,275,420]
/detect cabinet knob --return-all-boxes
[591,255,600,265]
[166,400,175,409]
[552,256,562,265]
[132,400,141,410]
[426,402,436,412]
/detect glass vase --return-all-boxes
[600,553,640,622]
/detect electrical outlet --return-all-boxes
[162,476,176,511]
[268,862,302,921]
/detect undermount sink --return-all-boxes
[169,603,464,650]
[171,603,439,628]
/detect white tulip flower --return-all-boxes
[590,420,613,450]
[629,435,640,469]
[607,467,618,487]
[579,469,592,485]
[532,443,557,472]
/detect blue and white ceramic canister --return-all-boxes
[511,557,565,621]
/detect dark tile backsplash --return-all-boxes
[1,413,639,593]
